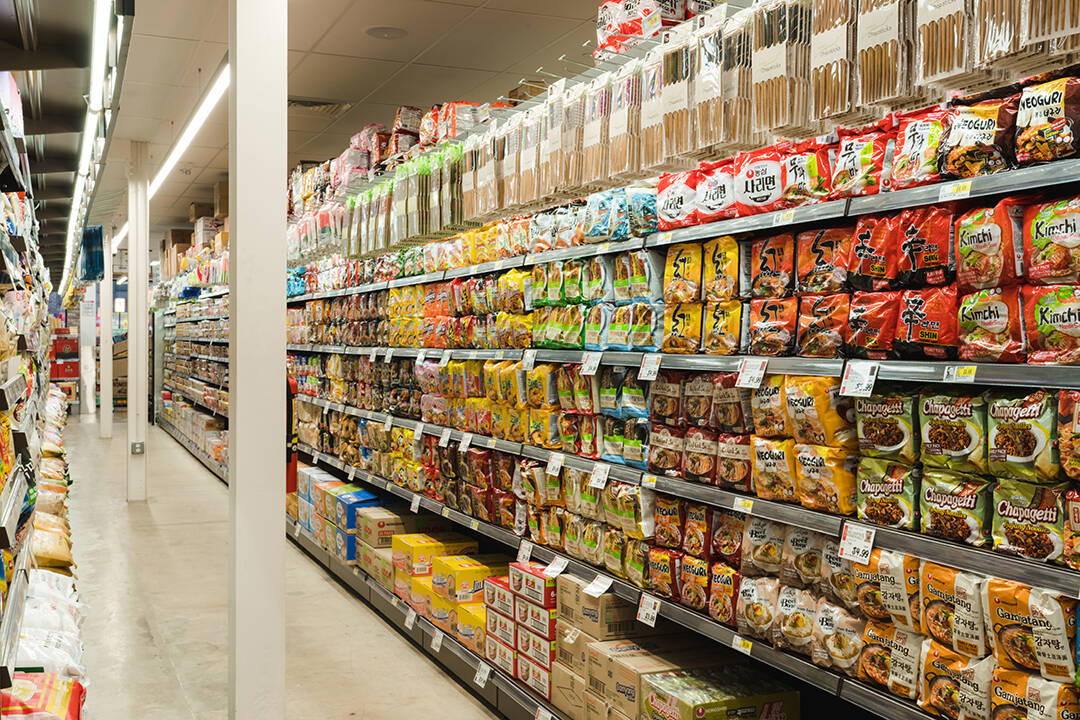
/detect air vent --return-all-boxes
[287,97,353,121]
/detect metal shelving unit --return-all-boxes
[159,417,227,483]
[0,527,32,688]
[164,383,228,420]
[174,313,229,324]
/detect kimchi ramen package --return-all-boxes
[894,286,960,360]
[849,215,900,291]
[748,297,797,356]
[657,170,699,230]
[891,106,948,190]
[702,235,740,301]
[958,287,1027,364]
[829,117,896,200]
[796,226,852,295]
[1016,77,1080,166]
[747,233,795,298]
[1058,391,1080,481]
[939,95,1020,179]
[782,138,833,206]
[734,145,786,216]
[955,197,1025,292]
[845,291,902,359]
[797,293,850,358]
[1023,197,1080,285]
[695,159,738,223]
[897,205,955,287]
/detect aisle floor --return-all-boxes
[65,415,499,719]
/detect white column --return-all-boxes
[127,140,149,501]
[100,227,113,439]
[77,285,96,415]
[228,0,286,716]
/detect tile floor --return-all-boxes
[65,416,498,719]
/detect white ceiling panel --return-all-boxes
[289,0,353,51]
[485,0,596,19]
[154,178,195,199]
[132,0,222,41]
[289,51,307,73]
[322,102,400,135]
[113,115,163,143]
[314,0,474,62]
[123,35,200,86]
[289,54,404,101]
[417,10,580,72]
[178,43,230,91]
[505,20,596,75]
[294,133,353,161]
[287,113,337,133]
[207,149,229,170]
[195,167,228,185]
[288,130,319,150]
[366,63,494,106]
[122,82,187,121]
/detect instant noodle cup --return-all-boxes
[895,286,960,360]
[779,527,826,589]
[891,106,948,189]
[958,286,1027,363]
[702,235,740,301]
[711,509,744,568]
[846,291,901,359]
[857,457,921,531]
[955,197,1025,292]
[897,205,955,287]
[938,95,1019,179]
[736,575,780,640]
[702,299,744,355]
[795,444,858,515]
[1058,391,1080,480]
[993,479,1068,565]
[796,293,850,358]
[1024,197,1080,284]
[683,428,717,485]
[983,578,1077,681]
[649,425,685,479]
[1016,76,1080,165]
[991,668,1080,720]
[783,138,833,205]
[857,623,922,699]
[748,233,795,298]
[821,540,860,613]
[661,302,702,353]
[773,585,818,656]
[662,242,703,303]
[695,159,738,223]
[830,117,896,199]
[1024,284,1080,364]
[853,549,922,631]
[920,563,988,658]
[919,468,993,547]
[849,214,900,291]
[708,562,741,626]
[811,598,866,677]
[748,297,797,356]
[987,389,1060,482]
[679,554,710,611]
[741,517,787,577]
[733,145,786,216]
[751,436,798,504]
[750,374,790,438]
[715,434,752,493]
[919,389,988,474]
[918,641,995,720]
[648,547,683,601]
[796,226,853,295]
[784,375,855,448]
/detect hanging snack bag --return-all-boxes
[846,290,902,359]
[955,197,1025,292]
[1025,285,1080,365]
[796,226,853,295]
[661,301,703,354]
[891,106,948,189]
[702,299,745,355]
[715,433,752,493]
[782,138,833,205]
[751,436,798,504]
[857,457,921,531]
[987,389,1059,482]
[795,444,858,516]
[629,249,664,302]
[849,214,900,291]
[702,235,740,301]
[1058,391,1080,481]
[918,644,995,720]
[920,389,988,474]
[733,144,786,217]
[584,302,613,351]
[585,255,616,304]
[1024,197,1080,285]
[938,95,1020,179]
[993,479,1068,565]
[749,233,795,298]
[958,287,1026,363]
[920,468,993,547]
[857,623,922,700]
[657,170,699,230]
[853,549,921,631]
[748,297,798,356]
[797,293,850,358]
[983,578,1077,681]
[631,301,663,352]
[741,517,787,577]
[897,205,955,287]
[829,117,896,200]
[737,575,780,641]
[695,159,738,223]
[750,374,790,438]
[785,375,855,448]
[812,598,866,677]
[894,286,960,360]
[663,242,703,303]
[1016,77,1080,165]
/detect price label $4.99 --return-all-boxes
[838,522,876,564]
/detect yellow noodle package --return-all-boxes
[785,376,856,448]
[662,302,703,354]
[526,363,559,409]
[498,362,526,407]
[703,300,743,355]
[663,242,703,303]
[484,361,505,403]
[751,436,798,503]
[795,444,858,515]
[506,406,527,443]
[528,408,561,449]
[751,375,790,438]
[703,235,740,300]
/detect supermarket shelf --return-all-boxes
[159,417,228,483]
[164,322,177,328]
[388,271,445,288]
[284,515,568,720]
[839,679,925,720]
[0,374,26,411]
[163,383,229,421]
[174,313,229,323]
[523,237,644,265]
[173,336,228,345]
[444,256,525,280]
[288,280,389,303]
[0,466,26,548]
[646,200,850,248]
[166,370,228,389]
[0,527,31,688]
[167,351,228,363]
[873,360,1080,390]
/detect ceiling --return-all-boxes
[84,0,599,259]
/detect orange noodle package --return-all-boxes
[958,287,1026,363]
[897,205,955,287]
[939,94,1019,179]
[983,578,1076,682]
[749,233,795,298]
[849,214,900,291]
[797,293,849,359]
[1023,196,1080,285]
[1024,285,1080,365]
[846,291,902,360]
[748,297,797,356]
[891,106,948,189]
[829,116,896,200]
[895,286,960,360]
[796,226,852,295]
[781,138,834,205]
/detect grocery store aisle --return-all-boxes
[65,416,498,720]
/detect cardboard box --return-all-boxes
[214,231,228,254]
[484,576,515,617]
[429,592,455,634]
[508,561,557,607]
[394,568,411,601]
[584,691,608,720]
[371,548,394,592]
[586,637,697,698]
[357,506,447,548]
[609,709,631,720]
[332,526,357,564]
[456,602,486,656]
[640,670,800,720]
[516,622,557,670]
[557,574,639,640]
[390,533,478,576]
[113,339,128,357]
[409,575,433,617]
[608,650,733,719]
[485,635,517,677]
[359,540,376,576]
[515,595,558,639]
[551,663,589,720]
[486,607,516,647]
[556,620,597,677]
[166,228,190,249]
[214,180,229,217]
[189,202,213,222]
[432,555,509,604]
[333,488,380,531]
[517,655,552,700]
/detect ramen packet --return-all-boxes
[858,623,922,699]
[748,297,797,356]
[891,106,948,190]
[983,578,1077,682]
[684,428,717,485]
[604,528,627,578]
[857,457,921,531]
[846,291,901,359]
[783,138,833,205]
[920,563,987,658]
[748,233,795,298]
[779,527,826,589]
[736,575,780,641]
[649,425,685,479]
[708,562,741,626]
[795,444,858,516]
[856,389,919,464]
[625,538,650,589]
[702,299,745,355]
[663,242,703,303]
[853,549,922,632]
[938,95,1019,179]
[958,287,1027,363]
[733,145,786,217]
[796,227,852,295]
[785,375,856,448]
[897,205,956,287]
[920,389,989,474]
[1016,77,1080,165]
[1068,490,1080,573]
[1026,198,1080,286]
[955,197,1025,293]
[657,170,699,230]
[987,389,1059,482]
[648,547,683,602]
[849,215,901,291]
[796,293,849,358]
[654,495,686,549]
[773,585,818,656]
[682,502,713,560]
[751,436,798,504]
[830,117,896,200]
[715,434,752,493]
[741,517,786,577]
[623,417,649,470]
[811,598,866,677]
[918,642,995,720]
[702,235,740,301]
[1024,285,1080,365]
[714,373,754,434]
[920,469,993,547]
[993,479,1068,565]
[662,302,703,353]
[1059,391,1080,481]
[711,509,744,568]
[750,375,790,437]
[821,540,860,613]
[895,286,960,360]
[649,370,683,426]
[679,554,710,611]
[991,669,1080,720]
[695,159,738,224]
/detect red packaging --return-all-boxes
[1023,196,1080,284]
[647,547,683,601]
[713,372,754,435]
[734,144,786,216]
[894,286,960,360]
[654,494,687,548]
[846,291,902,359]
[891,106,949,189]
[955,197,1026,292]
[683,427,718,485]
[797,293,850,358]
[782,138,834,205]
[695,158,738,223]
[648,424,686,478]
[657,170,700,230]
[829,116,896,199]
[507,561,558,608]
[748,297,798,356]
[466,448,493,489]
[750,233,795,297]
[849,215,900,290]
[958,286,1026,363]
[649,370,684,426]
[710,509,744,568]
[683,502,715,560]
[715,433,752,493]
[1023,284,1080,365]
[707,562,742,626]
[494,490,515,529]
[796,226,853,295]
[896,205,956,286]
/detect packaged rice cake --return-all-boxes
[983,578,1076,682]
[990,668,1079,720]
[1023,284,1080,365]
[919,469,993,547]
[857,457,921,531]
[993,479,1068,565]
[853,549,921,631]
[919,389,989,474]
[858,622,923,700]
[986,389,1059,482]
[920,563,987,658]
[856,389,919,464]
[918,641,994,720]
[811,597,865,677]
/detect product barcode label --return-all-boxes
[459,433,473,452]
[405,609,417,629]
[732,634,753,655]
[517,540,533,563]
[641,474,657,488]
[583,574,614,598]
[542,556,569,578]
[369,347,378,361]
[384,348,394,362]
[735,358,768,388]
[637,594,661,627]
[733,497,754,515]
[474,662,492,687]
[581,351,602,376]
[383,415,393,431]
[441,507,452,518]
[439,350,452,367]
[469,520,480,531]
[431,630,444,652]
[348,466,356,481]
[588,463,610,489]
[638,353,662,381]
[938,179,972,201]
[522,349,537,372]
[545,453,564,477]
[838,522,876,564]
[942,365,977,383]
[439,428,452,447]
[772,209,796,226]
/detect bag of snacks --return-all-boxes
[853,549,921,631]
[811,598,865,677]
[993,479,1068,565]
[990,669,1079,720]
[857,457,921,530]
[708,562,741,625]
[938,94,1019,179]
[795,444,858,515]
[773,585,818,656]
[779,527,826,589]
[983,578,1076,681]
[702,235,739,301]
[1016,77,1080,165]
[751,436,798,504]
[920,469,992,547]
[894,286,959,360]
[891,106,948,189]
[958,287,1027,363]
[987,389,1059,482]
[782,139,833,205]
[683,428,717,485]
[733,145,786,216]
[830,117,896,199]
[918,642,994,720]
[737,575,780,641]
[702,299,744,355]
[785,375,855,448]
[661,302,702,353]
[858,623,922,699]
[750,375,789,437]
[846,290,901,359]
[663,242,703,303]
[748,297,797,356]
[955,197,1025,292]
[849,214,900,290]
[919,389,988,474]
[1024,284,1080,364]
[748,233,795,298]
[796,226,852,295]
[695,159,738,223]
[920,563,987,658]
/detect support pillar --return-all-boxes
[127,140,148,501]
[77,285,95,416]
[228,0,286,715]
[100,226,112,439]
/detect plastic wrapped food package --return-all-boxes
[811,0,858,122]
[662,27,696,162]
[751,0,813,137]
[610,60,643,180]
[720,9,757,150]
[582,73,613,187]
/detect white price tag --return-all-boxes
[517,540,534,562]
[637,594,661,627]
[460,432,473,452]
[524,279,534,311]
[542,555,569,578]
[348,466,356,482]
[583,574,614,598]
[581,352,602,376]
[641,7,661,36]
[522,349,537,372]
[732,634,753,655]
[545,453,565,477]
[942,365,977,383]
[588,463,611,490]
[535,709,554,720]
[474,662,492,688]
[439,350,453,367]
[735,358,768,388]
[641,474,658,488]
[638,353,662,381]
[369,347,378,361]
[479,103,491,123]
[733,497,755,514]
[439,427,452,447]
[442,507,452,518]
[383,415,393,431]
[431,630,444,652]
[416,350,427,364]
[938,179,972,201]
[292,521,301,538]
[840,360,880,397]
[838,522,877,564]
[405,608,418,629]
[410,495,421,513]
[469,519,480,531]
[385,348,394,362]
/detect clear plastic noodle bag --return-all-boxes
[811,0,858,121]
[406,158,423,240]
[441,141,464,230]
[610,59,644,181]
[641,46,667,172]
[583,72,613,188]
[663,27,697,161]
[477,124,501,219]
[915,0,991,88]
[539,79,566,200]
[720,9,757,150]
[498,115,521,211]
[856,0,929,106]
[427,149,443,236]
[693,9,726,154]
[463,133,480,222]
[752,0,814,137]
[519,109,541,206]
[561,82,586,195]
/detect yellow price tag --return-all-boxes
[733,497,754,515]
[642,474,658,488]
[469,520,480,531]
[955,366,977,378]
[733,636,753,655]
[441,507,451,518]
[939,180,972,201]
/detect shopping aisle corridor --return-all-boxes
[65,416,498,719]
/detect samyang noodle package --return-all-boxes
[958,287,1027,363]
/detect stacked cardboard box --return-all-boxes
[295,465,380,564]
[430,554,506,654]
[354,506,448,593]
[390,532,478,608]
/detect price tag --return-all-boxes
[439,427,452,447]
[535,709,554,720]
[732,635,753,655]
[383,415,393,431]
[460,433,473,452]
[442,507,452,518]
[641,474,658,488]
[292,521,301,538]
[322,403,330,416]
[589,463,611,489]
[637,594,661,627]
[638,353,662,381]
[583,574,614,598]
[542,555,569,578]
[416,350,427,364]
[431,630,444,652]
[474,662,492,688]
[469,519,480,531]
[735,358,768,388]
[581,351,602,376]
[840,360,880,397]
[943,365,977,383]
[439,350,453,367]
[479,103,491,123]
[405,608,418,629]
[385,348,394,362]
[772,209,796,226]
[938,179,972,201]
[524,279,534,311]
[348,466,356,482]
[838,522,877,564]
[517,540,534,562]
[369,347,379,361]
[545,453,565,477]
[410,495,421,513]
[733,497,755,514]
[522,349,537,372]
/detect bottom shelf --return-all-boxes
[0,525,33,688]
[158,417,228,483]
[285,516,566,720]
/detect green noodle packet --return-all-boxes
[856,456,921,531]
[992,478,1068,565]
[986,389,1060,483]
[918,388,988,474]
[919,468,993,547]
[855,386,919,464]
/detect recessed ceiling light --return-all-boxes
[366,26,407,40]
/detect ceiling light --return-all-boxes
[366,26,407,40]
